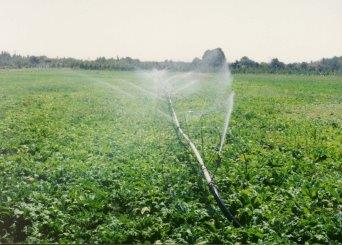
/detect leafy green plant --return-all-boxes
[0,70,341,243]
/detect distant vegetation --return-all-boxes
[1,49,341,75]
[230,56,342,75]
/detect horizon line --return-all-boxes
[1,50,341,65]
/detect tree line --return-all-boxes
[230,56,342,75]
[1,51,341,75]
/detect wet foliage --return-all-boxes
[0,70,341,243]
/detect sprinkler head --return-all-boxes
[215,154,222,167]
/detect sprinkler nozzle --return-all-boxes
[215,154,222,167]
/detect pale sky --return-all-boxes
[1,0,341,63]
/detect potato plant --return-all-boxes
[0,69,341,243]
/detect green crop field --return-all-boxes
[0,69,341,243]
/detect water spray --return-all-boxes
[165,89,241,226]
[219,91,235,153]
[134,68,239,224]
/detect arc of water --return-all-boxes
[219,92,234,153]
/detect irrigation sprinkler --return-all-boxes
[140,69,239,224]
[166,93,241,226]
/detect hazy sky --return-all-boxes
[1,0,341,62]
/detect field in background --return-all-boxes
[0,69,341,243]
